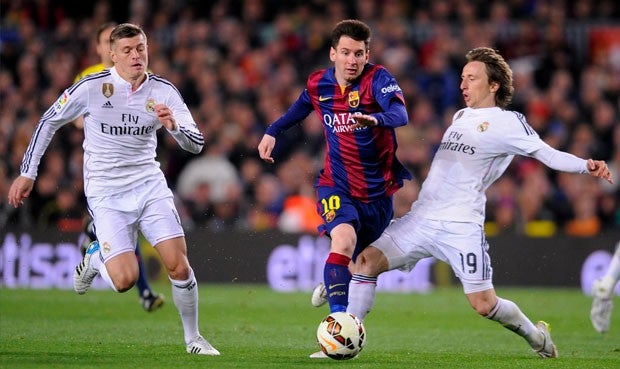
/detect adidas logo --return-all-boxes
[101,101,113,108]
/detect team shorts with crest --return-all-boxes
[373,212,494,294]
[316,186,394,261]
[87,178,184,262]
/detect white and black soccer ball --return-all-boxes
[316,312,366,360]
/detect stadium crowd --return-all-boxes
[1,0,619,237]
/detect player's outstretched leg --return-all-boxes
[484,297,558,358]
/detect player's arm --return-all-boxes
[8,176,34,208]
[352,99,407,128]
[258,90,313,163]
[531,143,613,183]
[8,86,87,207]
[157,91,204,154]
[360,68,408,128]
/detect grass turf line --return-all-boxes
[0,285,619,368]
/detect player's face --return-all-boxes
[330,36,368,86]
[460,61,498,109]
[96,27,114,67]
[111,34,148,82]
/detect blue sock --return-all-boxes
[324,252,352,313]
[134,244,151,297]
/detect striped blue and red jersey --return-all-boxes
[266,63,411,202]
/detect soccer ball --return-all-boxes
[316,312,366,360]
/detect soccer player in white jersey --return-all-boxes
[591,240,620,333]
[74,21,165,314]
[7,23,219,355]
[345,47,613,359]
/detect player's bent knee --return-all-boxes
[466,289,497,316]
[355,247,385,276]
[167,264,191,281]
[472,304,492,316]
[112,275,136,292]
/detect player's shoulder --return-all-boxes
[147,72,183,97]
[307,67,332,82]
[495,108,529,128]
[147,72,175,87]
[452,107,521,123]
[481,107,536,136]
[69,68,111,95]
[495,107,524,119]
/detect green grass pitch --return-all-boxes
[1,284,619,368]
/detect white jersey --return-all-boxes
[20,67,204,197]
[411,106,588,224]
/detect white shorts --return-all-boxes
[373,212,494,294]
[87,178,184,262]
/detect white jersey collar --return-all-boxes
[109,66,149,92]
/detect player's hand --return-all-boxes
[258,134,276,163]
[155,103,177,130]
[352,112,378,129]
[8,176,35,208]
[587,159,613,184]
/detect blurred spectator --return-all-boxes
[485,175,519,236]
[246,173,284,231]
[1,0,619,236]
[37,181,84,231]
[515,160,559,237]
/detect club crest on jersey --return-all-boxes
[102,241,111,254]
[477,122,490,132]
[145,98,156,113]
[348,91,360,108]
[324,209,336,223]
[102,83,114,98]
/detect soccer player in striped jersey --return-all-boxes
[257,19,411,358]
[8,23,218,355]
[346,47,613,358]
[74,21,165,313]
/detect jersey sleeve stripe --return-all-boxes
[510,111,535,135]
[179,126,203,138]
[179,127,204,145]
[20,109,57,174]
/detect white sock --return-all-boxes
[90,250,118,292]
[486,297,543,349]
[170,268,200,344]
[98,264,118,292]
[347,274,377,321]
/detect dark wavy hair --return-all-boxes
[331,19,371,51]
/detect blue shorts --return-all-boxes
[316,187,394,261]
